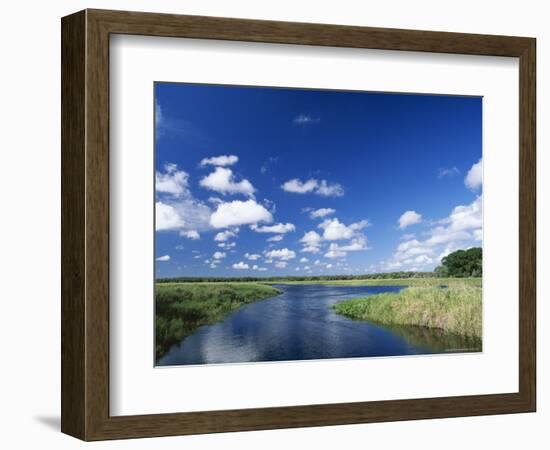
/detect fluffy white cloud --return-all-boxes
[281,178,318,194]
[300,230,322,247]
[325,264,333,269]
[214,229,238,242]
[324,237,368,259]
[232,262,249,270]
[300,257,309,263]
[155,164,189,197]
[200,167,255,196]
[316,180,344,197]
[155,163,213,234]
[218,242,236,249]
[200,154,239,167]
[398,210,422,229]
[465,158,483,191]
[318,218,354,240]
[251,223,295,234]
[156,255,170,262]
[310,208,335,219]
[274,261,288,269]
[209,200,273,229]
[267,235,283,242]
[179,230,200,240]
[265,248,296,260]
[156,201,185,231]
[378,197,482,272]
[281,178,344,197]
[212,251,226,260]
[245,253,261,261]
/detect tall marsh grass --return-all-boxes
[155,283,281,361]
[333,283,482,339]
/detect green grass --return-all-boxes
[333,283,482,339]
[155,283,281,361]
[265,277,482,287]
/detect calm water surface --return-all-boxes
[157,284,481,366]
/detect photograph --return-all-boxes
[154,83,483,366]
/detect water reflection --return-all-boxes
[157,284,481,366]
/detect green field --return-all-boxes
[333,283,482,339]
[265,277,481,287]
[155,283,281,361]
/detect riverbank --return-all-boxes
[155,283,281,361]
[333,284,482,339]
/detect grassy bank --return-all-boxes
[333,284,482,339]
[267,277,482,287]
[155,283,281,361]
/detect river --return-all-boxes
[157,284,481,366]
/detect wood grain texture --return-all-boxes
[61,9,536,441]
[61,10,86,439]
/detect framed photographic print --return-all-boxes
[61,9,536,440]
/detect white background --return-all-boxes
[110,35,518,416]
[0,0,547,449]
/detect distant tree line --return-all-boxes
[157,247,482,283]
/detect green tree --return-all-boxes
[438,247,482,277]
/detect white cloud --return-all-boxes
[301,246,321,253]
[212,251,226,260]
[209,200,273,228]
[156,255,170,262]
[299,230,322,249]
[265,248,296,261]
[300,257,309,263]
[156,201,185,231]
[324,237,368,259]
[324,248,347,259]
[293,114,320,125]
[155,164,190,197]
[179,230,200,240]
[398,210,422,229]
[318,218,354,240]
[214,229,238,242]
[378,197,482,272]
[155,163,213,234]
[310,208,335,219]
[251,223,295,234]
[316,180,344,197]
[208,196,223,205]
[232,262,249,270]
[257,267,268,272]
[281,178,318,194]
[274,261,288,269]
[465,158,483,191]
[218,242,236,249]
[200,154,239,167]
[281,178,344,197]
[200,167,255,196]
[267,235,283,242]
[245,253,261,261]
[325,264,333,269]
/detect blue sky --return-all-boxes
[155,83,482,278]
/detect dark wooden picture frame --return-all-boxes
[61,9,536,441]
